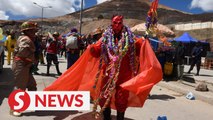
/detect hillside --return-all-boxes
[1,0,213,37]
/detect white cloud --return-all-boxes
[0,0,84,20]
[0,11,9,20]
[96,0,111,4]
[190,0,213,12]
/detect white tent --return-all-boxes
[131,23,175,36]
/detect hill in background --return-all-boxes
[1,0,213,44]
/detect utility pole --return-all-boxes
[79,0,83,35]
[33,2,52,35]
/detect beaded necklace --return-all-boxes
[92,25,136,118]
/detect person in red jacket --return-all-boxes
[46,32,62,76]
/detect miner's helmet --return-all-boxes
[92,27,103,36]
[53,32,60,37]
[21,21,38,32]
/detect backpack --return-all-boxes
[164,62,173,76]
[66,35,78,49]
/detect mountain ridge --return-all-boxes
[0,0,213,36]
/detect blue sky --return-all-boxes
[0,0,213,20]
[159,0,203,14]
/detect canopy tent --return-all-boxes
[133,36,162,51]
[149,38,163,51]
[174,32,211,57]
[131,23,175,37]
[174,32,198,43]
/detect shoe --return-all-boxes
[40,62,45,65]
[195,73,199,76]
[148,94,151,98]
[187,71,191,74]
[10,110,22,117]
[46,73,50,76]
[57,72,62,76]
[34,72,40,75]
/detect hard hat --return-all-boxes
[21,21,38,31]
[92,27,103,36]
[53,32,59,36]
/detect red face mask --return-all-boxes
[112,15,123,35]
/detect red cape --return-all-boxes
[44,38,162,108]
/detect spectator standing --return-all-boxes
[39,35,46,64]
[174,42,185,79]
[11,21,38,116]
[46,32,62,76]
[4,30,16,65]
[32,33,42,75]
[66,28,81,69]
[187,41,203,76]
[59,37,66,58]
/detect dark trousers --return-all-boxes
[66,51,79,69]
[174,64,184,79]
[46,53,61,75]
[46,53,59,65]
[188,58,201,74]
[103,107,125,120]
[1,51,4,65]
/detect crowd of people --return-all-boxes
[1,14,163,119]
[0,0,209,118]
[156,40,204,81]
[1,15,206,118]
[2,23,104,76]
[0,20,110,117]
[1,15,206,119]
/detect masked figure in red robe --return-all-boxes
[44,15,162,120]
